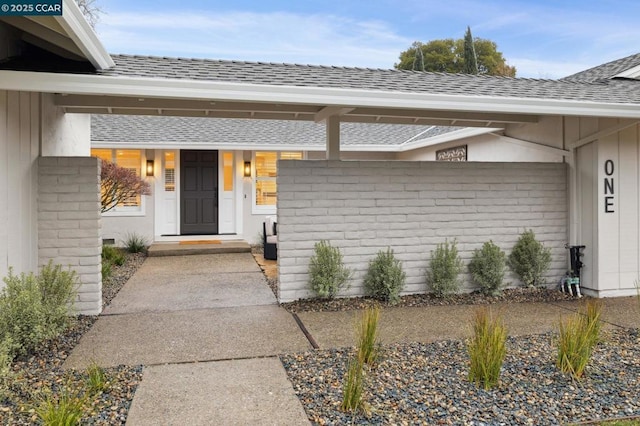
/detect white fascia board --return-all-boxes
[614,64,640,80]
[92,141,327,151]
[399,127,501,151]
[3,70,640,119]
[53,0,114,70]
[90,141,402,152]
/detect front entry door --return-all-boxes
[181,150,218,235]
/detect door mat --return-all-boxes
[178,240,222,245]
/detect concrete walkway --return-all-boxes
[65,253,312,425]
[64,253,640,425]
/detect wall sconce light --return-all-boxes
[146,160,154,177]
[244,161,252,177]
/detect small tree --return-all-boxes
[507,229,552,287]
[100,160,151,213]
[462,26,479,75]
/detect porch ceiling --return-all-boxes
[54,94,538,128]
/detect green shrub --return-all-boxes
[0,263,78,359]
[556,299,602,379]
[467,307,507,389]
[0,337,14,400]
[124,232,148,253]
[426,239,463,298]
[356,306,381,366]
[0,270,48,357]
[507,229,552,287]
[38,261,78,335]
[102,245,125,266]
[468,241,507,296]
[308,240,352,299]
[363,248,406,304]
[340,357,366,414]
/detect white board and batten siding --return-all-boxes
[277,160,568,302]
[0,90,40,285]
[581,119,640,297]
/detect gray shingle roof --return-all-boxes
[562,53,640,83]
[91,114,456,147]
[99,54,640,105]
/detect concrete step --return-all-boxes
[147,241,251,257]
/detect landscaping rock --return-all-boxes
[281,328,640,424]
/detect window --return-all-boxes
[91,149,146,215]
[223,152,234,192]
[253,151,302,212]
[164,152,175,192]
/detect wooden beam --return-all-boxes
[54,94,322,114]
[345,107,540,124]
[493,133,570,157]
[62,107,317,121]
[314,106,355,123]
[326,116,341,160]
[568,119,640,149]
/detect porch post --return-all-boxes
[326,116,341,160]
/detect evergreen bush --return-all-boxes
[0,270,48,357]
[308,240,352,299]
[468,240,507,296]
[507,229,552,287]
[426,239,463,297]
[0,337,13,400]
[0,263,78,358]
[38,261,79,335]
[363,248,406,304]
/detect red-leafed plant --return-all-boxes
[100,160,151,213]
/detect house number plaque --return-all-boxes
[603,159,615,213]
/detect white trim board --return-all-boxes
[2,71,640,120]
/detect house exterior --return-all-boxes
[2,1,640,313]
[90,115,564,246]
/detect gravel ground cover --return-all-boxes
[0,252,146,425]
[281,328,640,425]
[282,287,578,313]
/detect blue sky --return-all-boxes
[93,0,640,79]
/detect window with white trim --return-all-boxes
[253,151,302,213]
[92,149,146,215]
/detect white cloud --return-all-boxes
[96,10,412,68]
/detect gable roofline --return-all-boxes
[54,0,113,70]
[562,52,640,83]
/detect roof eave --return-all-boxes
[400,127,502,151]
[53,0,114,70]
[2,70,639,120]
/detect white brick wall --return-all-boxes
[38,157,102,315]
[278,160,568,302]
